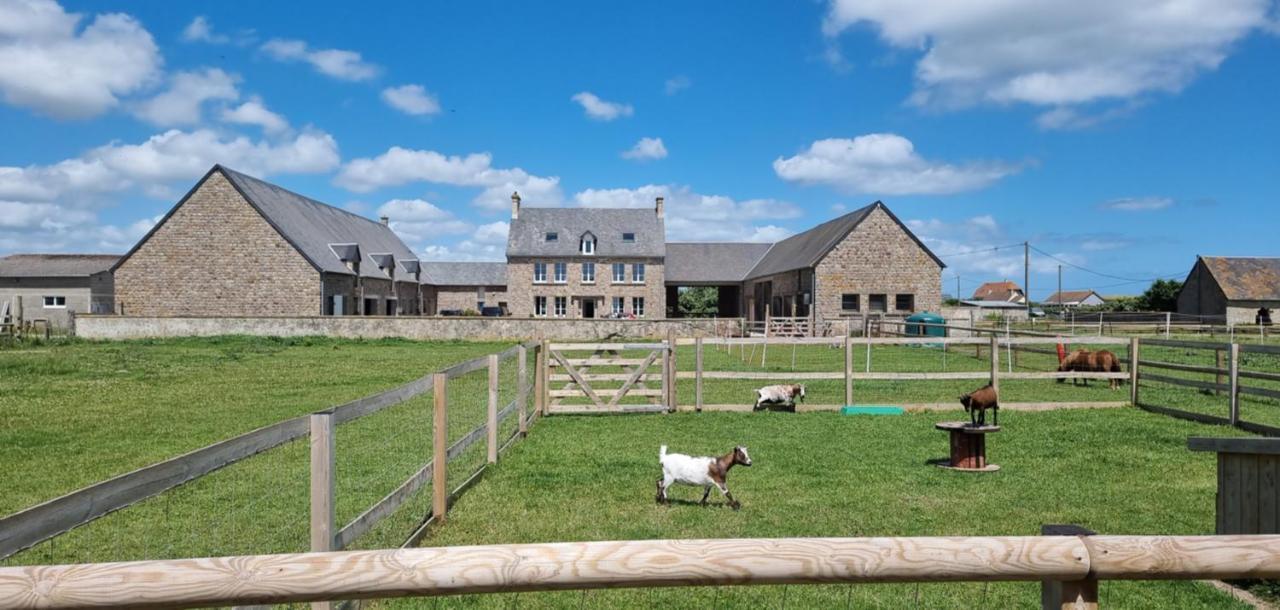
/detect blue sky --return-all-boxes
[1,0,1277,299]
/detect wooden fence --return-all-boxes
[2,533,1278,609]
[0,341,541,563]
[1136,338,1280,437]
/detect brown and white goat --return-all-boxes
[959,384,999,427]
[656,445,752,510]
[754,384,805,410]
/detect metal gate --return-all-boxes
[545,342,670,414]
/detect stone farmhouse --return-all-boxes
[1177,256,1280,325]
[0,254,117,328]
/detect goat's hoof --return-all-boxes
[730,502,741,511]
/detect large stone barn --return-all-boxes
[113,165,424,317]
[422,262,508,314]
[1177,256,1280,325]
[0,254,118,328]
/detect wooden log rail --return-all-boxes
[1,535,1278,609]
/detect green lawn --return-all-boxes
[394,409,1255,609]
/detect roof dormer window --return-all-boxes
[545,232,558,242]
[580,232,596,255]
[622,232,635,243]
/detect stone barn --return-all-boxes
[1177,256,1280,325]
[422,262,508,314]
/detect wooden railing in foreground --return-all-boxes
[1,535,1278,609]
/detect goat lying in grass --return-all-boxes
[656,445,752,510]
[959,384,999,427]
[754,384,805,410]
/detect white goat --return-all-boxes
[754,384,805,410]
[656,445,752,510]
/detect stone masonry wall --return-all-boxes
[814,206,942,322]
[506,257,665,318]
[436,286,509,313]
[114,171,321,316]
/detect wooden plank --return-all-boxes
[1241,343,1280,355]
[547,343,666,351]
[534,341,546,416]
[1189,438,1280,455]
[441,356,490,379]
[1000,372,1128,380]
[1260,457,1278,534]
[682,371,844,380]
[555,358,653,367]
[844,336,853,406]
[487,355,499,465]
[695,338,704,412]
[1141,372,1227,393]
[1240,369,1280,383]
[551,350,606,409]
[431,373,447,524]
[309,414,335,610]
[667,329,678,411]
[685,402,1128,413]
[0,413,309,560]
[517,346,528,438]
[446,423,487,462]
[1130,337,1140,406]
[549,388,664,398]
[1136,402,1234,428]
[1001,336,1129,346]
[550,373,663,382]
[550,405,670,415]
[701,337,844,346]
[1242,455,1259,534]
[1144,338,1232,350]
[336,460,433,550]
[1139,360,1225,376]
[608,350,661,410]
[1087,535,1280,580]
[990,336,1000,395]
[331,373,434,425]
[1229,343,1240,425]
[1222,454,1242,535]
[1240,385,1280,401]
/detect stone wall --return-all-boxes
[814,206,943,323]
[114,172,322,316]
[1176,259,1226,318]
[435,286,509,313]
[506,257,665,318]
[76,315,740,341]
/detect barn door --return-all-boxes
[545,342,668,414]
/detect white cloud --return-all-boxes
[823,0,1272,117]
[473,221,509,244]
[420,241,506,262]
[570,91,633,121]
[260,38,379,81]
[621,137,668,161]
[132,68,240,127]
[376,198,452,222]
[335,147,562,212]
[381,84,441,116]
[573,184,801,242]
[220,96,289,134]
[0,0,161,119]
[181,16,228,44]
[1100,196,1174,211]
[92,128,339,185]
[774,133,1021,195]
[664,76,691,95]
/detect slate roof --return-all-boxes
[0,254,119,277]
[960,299,1027,309]
[1198,256,1280,301]
[743,201,943,280]
[507,207,664,258]
[972,281,1025,302]
[1044,290,1103,304]
[116,166,420,281]
[422,262,508,287]
[664,242,772,284]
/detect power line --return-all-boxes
[933,243,1024,258]
[1027,244,1168,283]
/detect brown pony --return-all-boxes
[1057,349,1123,389]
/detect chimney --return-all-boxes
[655,196,664,219]
[379,216,390,226]
[511,191,522,220]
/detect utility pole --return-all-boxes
[1057,264,1062,312]
[956,275,961,302]
[1024,241,1031,316]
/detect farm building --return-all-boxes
[970,280,1026,304]
[1043,290,1106,308]
[422,262,508,314]
[113,165,424,317]
[1177,256,1280,325]
[0,254,118,328]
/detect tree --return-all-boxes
[677,286,719,317]
[1136,279,1182,312]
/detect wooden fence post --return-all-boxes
[536,339,548,416]
[432,373,448,523]
[487,354,498,465]
[309,412,335,610]
[517,345,529,437]
[1229,343,1240,425]
[844,335,853,406]
[990,335,1000,395]
[1129,336,1140,406]
[1215,349,1225,397]
[695,337,703,412]
[762,304,771,368]
[1040,525,1098,610]
[667,329,678,411]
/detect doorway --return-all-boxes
[582,298,596,319]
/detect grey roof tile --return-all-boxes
[0,254,119,277]
[422,262,508,286]
[664,242,772,284]
[507,207,664,258]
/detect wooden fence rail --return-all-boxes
[2,535,1278,609]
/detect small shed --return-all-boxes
[905,312,947,337]
[1188,437,1279,535]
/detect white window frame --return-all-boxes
[612,263,626,283]
[612,296,624,316]
[632,296,645,318]
[553,262,567,284]
[632,263,645,284]
[554,296,567,318]
[581,262,595,284]
[533,262,547,284]
[535,296,547,317]
[42,295,66,309]
[580,234,596,255]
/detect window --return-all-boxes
[896,294,915,311]
[612,263,626,283]
[42,296,66,309]
[545,232,558,242]
[869,294,887,312]
[581,262,595,283]
[622,232,635,243]
[632,297,645,317]
[580,233,596,255]
[612,297,624,316]
[554,296,567,317]
[632,263,645,283]
[841,294,860,311]
[553,262,567,283]
[533,262,547,283]
[535,296,547,317]
[328,295,345,316]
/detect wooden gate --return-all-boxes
[545,342,670,414]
